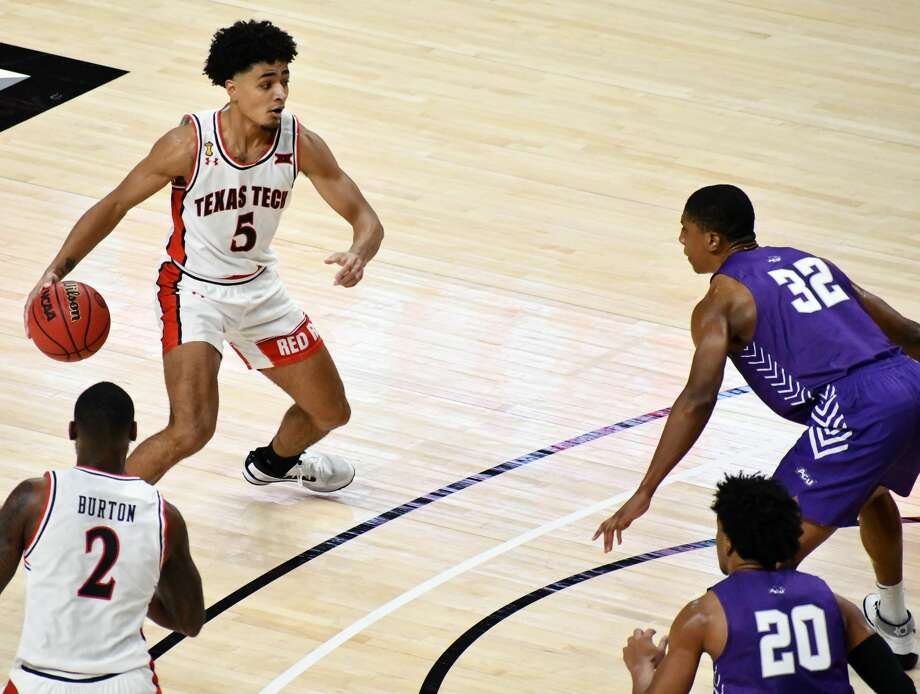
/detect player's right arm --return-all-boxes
[851,283,920,361]
[623,596,713,694]
[836,594,916,693]
[594,278,735,551]
[147,501,205,637]
[0,478,47,594]
[23,122,197,337]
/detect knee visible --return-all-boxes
[169,415,217,455]
[314,397,351,432]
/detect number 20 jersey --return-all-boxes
[710,569,852,693]
[16,468,166,677]
[715,246,901,424]
[165,107,300,281]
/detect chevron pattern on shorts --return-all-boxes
[807,384,852,459]
[738,341,812,406]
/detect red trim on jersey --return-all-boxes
[160,496,169,569]
[254,314,324,369]
[223,268,264,281]
[75,465,141,480]
[181,112,201,189]
[149,659,162,694]
[166,186,188,265]
[4,680,19,693]
[156,262,183,354]
[216,109,278,167]
[23,472,53,555]
[292,114,301,182]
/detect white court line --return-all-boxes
[260,461,714,692]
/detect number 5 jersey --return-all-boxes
[15,467,167,679]
[165,108,300,283]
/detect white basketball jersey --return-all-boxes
[164,107,300,281]
[16,467,166,677]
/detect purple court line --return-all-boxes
[150,385,753,658]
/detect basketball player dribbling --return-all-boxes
[622,473,914,693]
[0,382,204,693]
[594,185,920,666]
[23,20,384,490]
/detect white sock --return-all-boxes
[878,581,909,625]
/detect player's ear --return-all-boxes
[225,79,236,99]
[68,421,77,441]
[129,422,137,442]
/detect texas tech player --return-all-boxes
[0,382,204,693]
[24,20,384,490]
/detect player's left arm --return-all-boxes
[836,594,916,693]
[595,279,732,550]
[624,601,708,694]
[298,125,384,287]
[0,478,47,595]
[850,282,920,361]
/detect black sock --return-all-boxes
[253,443,301,477]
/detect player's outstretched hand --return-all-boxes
[592,489,651,552]
[23,270,61,339]
[324,251,365,288]
[623,627,668,675]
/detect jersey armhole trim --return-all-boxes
[708,586,731,668]
[180,113,203,193]
[157,492,168,569]
[24,471,56,559]
[291,113,301,186]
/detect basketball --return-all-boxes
[27,281,111,362]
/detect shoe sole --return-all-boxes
[242,462,356,493]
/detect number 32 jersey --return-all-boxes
[16,467,166,677]
[716,246,901,424]
[165,107,300,281]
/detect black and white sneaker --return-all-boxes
[243,450,355,493]
[863,593,918,670]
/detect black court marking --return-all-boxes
[420,539,716,692]
[150,385,751,659]
[0,44,126,131]
[421,516,920,692]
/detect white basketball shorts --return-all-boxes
[154,261,323,369]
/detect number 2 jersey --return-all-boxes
[15,467,166,677]
[711,569,853,693]
[164,107,300,281]
[715,246,901,424]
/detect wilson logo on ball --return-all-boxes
[63,282,82,321]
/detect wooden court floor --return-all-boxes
[2,1,919,691]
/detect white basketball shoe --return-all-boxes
[243,450,355,493]
[863,593,918,670]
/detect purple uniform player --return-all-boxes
[622,473,914,693]
[595,185,920,665]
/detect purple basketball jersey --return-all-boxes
[711,569,853,693]
[716,247,900,424]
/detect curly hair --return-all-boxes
[684,184,756,244]
[204,20,298,86]
[712,472,802,570]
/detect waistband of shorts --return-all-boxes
[18,664,118,683]
[170,260,267,286]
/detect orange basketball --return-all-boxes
[28,281,111,362]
